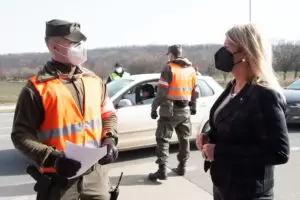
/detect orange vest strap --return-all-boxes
[40,167,56,173]
[101,97,116,119]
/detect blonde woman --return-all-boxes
[196,24,290,200]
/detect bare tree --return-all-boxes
[291,44,300,79]
[206,59,217,76]
[293,61,300,79]
[273,41,300,81]
[2,43,300,83]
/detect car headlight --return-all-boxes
[288,103,300,108]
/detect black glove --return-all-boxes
[191,108,196,115]
[99,138,118,165]
[44,151,81,178]
[55,154,81,178]
[151,110,158,119]
[189,102,197,115]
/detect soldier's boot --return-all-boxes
[148,164,167,181]
[172,162,186,176]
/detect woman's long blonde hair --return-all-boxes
[226,24,282,91]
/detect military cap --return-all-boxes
[166,45,183,57]
[45,19,87,42]
[115,63,123,68]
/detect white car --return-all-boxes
[107,73,223,151]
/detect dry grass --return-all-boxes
[0,81,25,105]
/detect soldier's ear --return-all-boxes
[47,39,57,53]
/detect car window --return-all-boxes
[286,79,300,90]
[107,78,134,98]
[122,80,158,105]
[197,79,214,97]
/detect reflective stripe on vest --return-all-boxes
[29,74,104,173]
[37,119,102,148]
[167,63,196,101]
[109,72,121,80]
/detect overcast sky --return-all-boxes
[0,0,299,54]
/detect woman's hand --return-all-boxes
[202,144,215,161]
[196,133,210,151]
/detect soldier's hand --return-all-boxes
[191,108,196,115]
[99,137,118,165]
[55,154,81,178]
[189,102,197,115]
[151,110,158,119]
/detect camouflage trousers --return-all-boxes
[155,115,192,165]
[40,164,110,200]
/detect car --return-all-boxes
[107,73,223,151]
[283,79,300,125]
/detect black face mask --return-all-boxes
[214,47,243,72]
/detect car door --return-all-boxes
[115,80,159,150]
[190,78,216,135]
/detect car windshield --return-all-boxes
[286,79,300,90]
[107,78,134,98]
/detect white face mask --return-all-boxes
[53,42,87,66]
[68,42,87,66]
[115,67,123,73]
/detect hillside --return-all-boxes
[0,44,235,79]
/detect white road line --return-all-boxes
[0,195,36,200]
[186,165,198,171]
[0,127,12,130]
[0,180,34,187]
[291,147,300,151]
[0,134,10,138]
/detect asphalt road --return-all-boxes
[0,113,300,200]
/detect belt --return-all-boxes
[84,164,98,175]
[173,100,189,108]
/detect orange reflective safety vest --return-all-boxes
[29,74,115,173]
[165,63,196,101]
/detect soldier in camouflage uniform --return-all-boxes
[11,19,118,200]
[149,45,199,181]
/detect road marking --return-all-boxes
[291,147,300,151]
[0,134,10,138]
[186,165,198,171]
[0,180,34,187]
[0,126,11,130]
[0,195,36,200]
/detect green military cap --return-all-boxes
[166,44,183,57]
[45,19,87,42]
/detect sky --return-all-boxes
[0,0,299,54]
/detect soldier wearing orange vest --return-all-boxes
[11,19,118,200]
[149,45,199,181]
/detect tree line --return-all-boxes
[0,41,299,81]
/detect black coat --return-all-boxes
[205,81,290,200]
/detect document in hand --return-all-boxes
[64,141,107,179]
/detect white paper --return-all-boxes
[64,141,107,179]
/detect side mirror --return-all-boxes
[117,99,133,108]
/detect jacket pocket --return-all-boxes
[155,118,174,139]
